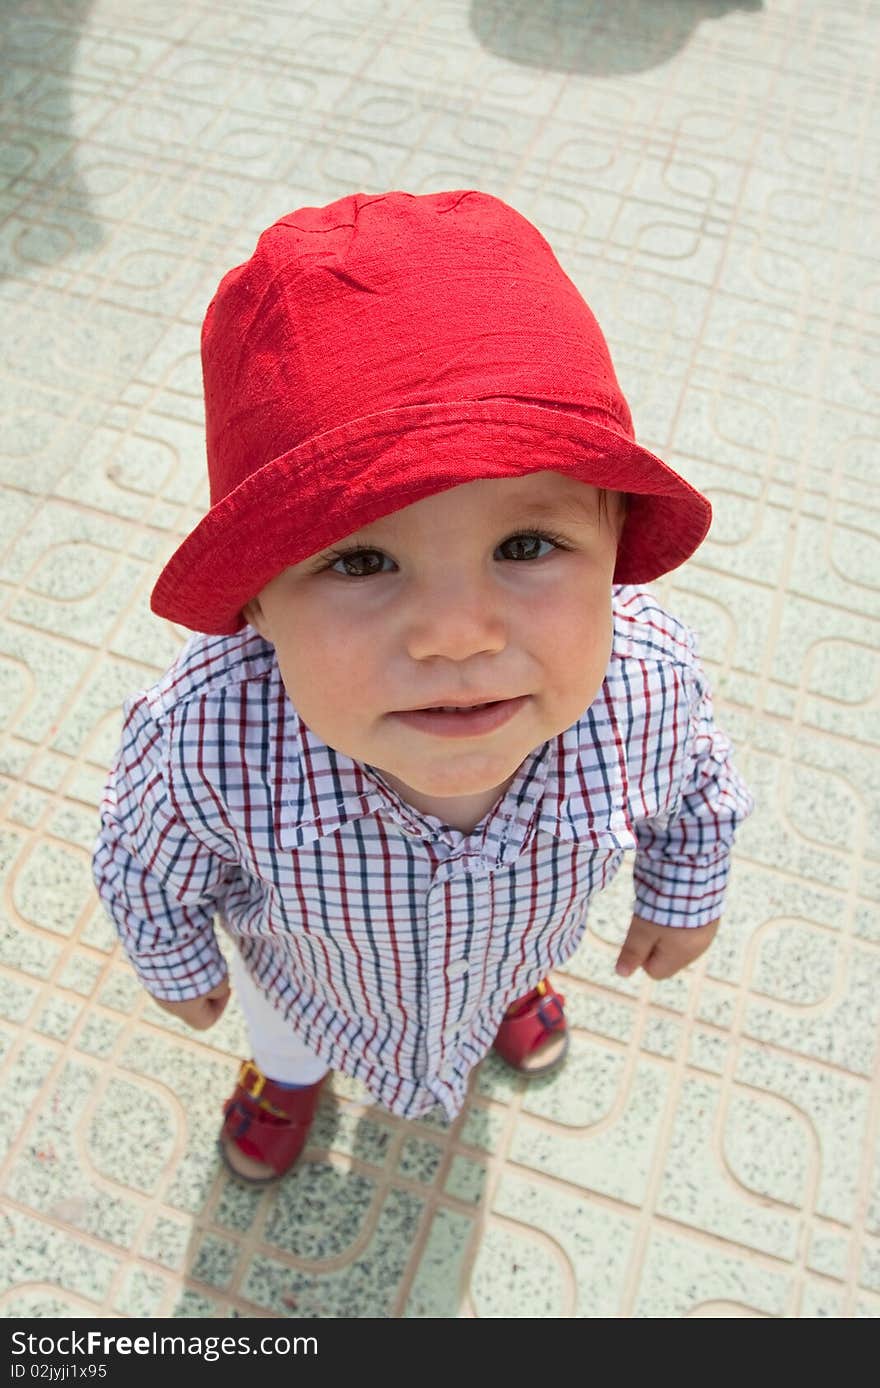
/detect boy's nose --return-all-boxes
[403,586,508,663]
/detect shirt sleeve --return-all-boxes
[632,660,755,928]
[91,690,235,1001]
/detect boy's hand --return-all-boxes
[615,915,719,981]
[152,976,231,1030]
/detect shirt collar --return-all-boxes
[268,657,635,866]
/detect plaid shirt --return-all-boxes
[92,585,754,1120]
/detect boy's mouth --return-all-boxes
[390,696,529,738]
[430,705,489,713]
[402,697,510,712]
[419,702,495,713]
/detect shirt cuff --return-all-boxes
[126,929,228,1001]
[633,847,730,928]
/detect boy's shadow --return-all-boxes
[162,962,501,1318]
[470,0,764,77]
[0,0,768,286]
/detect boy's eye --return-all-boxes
[326,549,390,578]
[321,529,569,579]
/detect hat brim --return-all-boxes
[150,399,711,635]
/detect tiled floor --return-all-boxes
[1,0,878,1319]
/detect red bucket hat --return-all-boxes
[150,189,711,635]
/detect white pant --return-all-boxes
[230,951,330,1085]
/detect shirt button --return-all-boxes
[446,959,469,979]
[443,1024,460,1044]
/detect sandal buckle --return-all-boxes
[225,1100,253,1140]
[238,1059,266,1099]
[537,995,565,1031]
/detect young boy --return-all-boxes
[92,189,754,1184]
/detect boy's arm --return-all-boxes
[619,658,754,978]
[91,691,235,1003]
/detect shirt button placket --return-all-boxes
[425,859,466,1078]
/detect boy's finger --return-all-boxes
[209,990,230,1019]
[642,947,680,980]
[615,916,658,976]
[184,1014,208,1030]
[615,943,650,977]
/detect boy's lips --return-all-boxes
[389,696,530,737]
[398,696,517,711]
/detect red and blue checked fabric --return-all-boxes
[92,585,755,1120]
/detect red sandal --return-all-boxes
[492,979,569,1076]
[218,1059,325,1184]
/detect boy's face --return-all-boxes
[243,471,625,816]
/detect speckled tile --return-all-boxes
[642,1015,683,1059]
[113,1266,169,1317]
[697,985,739,1028]
[800,1279,849,1318]
[0,972,38,1023]
[33,994,82,1041]
[110,1035,233,1214]
[74,1011,124,1059]
[807,1229,850,1283]
[510,1056,671,1206]
[77,906,118,954]
[519,1033,627,1127]
[458,1102,507,1153]
[3,0,879,1321]
[444,1154,488,1205]
[562,986,635,1044]
[9,787,49,828]
[470,1221,569,1316]
[87,1076,178,1193]
[3,1058,147,1248]
[4,1208,120,1305]
[212,1176,265,1235]
[657,1077,804,1259]
[404,1207,475,1317]
[867,1134,880,1237]
[96,966,144,1014]
[56,951,105,997]
[472,1049,524,1105]
[744,944,880,1077]
[0,1036,57,1162]
[191,1233,240,1290]
[242,1187,425,1317]
[396,1136,444,1186]
[687,1028,729,1075]
[489,1171,636,1317]
[12,838,92,937]
[0,910,62,979]
[735,1043,870,1227]
[167,1288,224,1318]
[262,1160,378,1261]
[634,1229,791,1317]
[309,1102,394,1169]
[752,921,838,1005]
[0,1292,93,1319]
[142,1213,193,1273]
[860,1235,880,1294]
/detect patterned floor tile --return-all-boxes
[1,0,878,1320]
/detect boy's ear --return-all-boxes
[242,597,266,634]
[615,492,630,540]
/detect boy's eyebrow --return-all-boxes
[332,492,602,547]
[502,495,601,525]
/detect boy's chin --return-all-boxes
[376,755,522,800]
